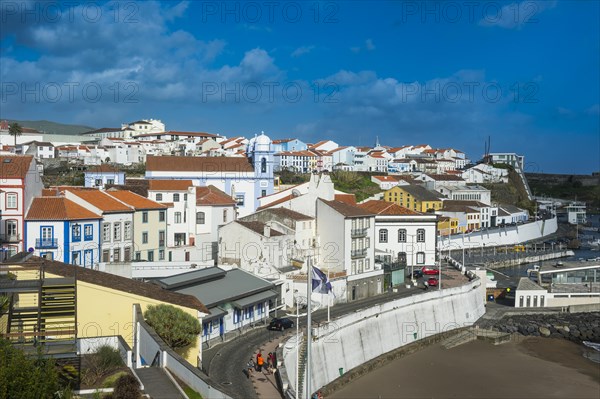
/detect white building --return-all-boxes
[83,164,126,188]
[0,155,44,258]
[486,153,525,170]
[329,146,356,170]
[18,141,55,159]
[358,200,438,270]
[310,140,338,153]
[437,185,492,205]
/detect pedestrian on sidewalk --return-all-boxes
[246,358,255,378]
[269,352,276,372]
[266,352,273,373]
[257,353,264,372]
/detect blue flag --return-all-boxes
[311,266,333,295]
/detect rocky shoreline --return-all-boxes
[480,312,600,343]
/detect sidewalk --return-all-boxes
[250,333,289,399]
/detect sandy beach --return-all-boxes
[330,337,600,399]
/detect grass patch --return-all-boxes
[102,371,129,388]
[183,386,203,399]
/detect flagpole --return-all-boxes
[306,255,312,399]
[327,267,330,324]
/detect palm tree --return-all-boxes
[8,122,22,150]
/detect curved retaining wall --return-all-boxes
[439,217,558,250]
[281,278,486,396]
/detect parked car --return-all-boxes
[427,277,439,287]
[268,317,294,331]
[412,270,424,279]
[421,267,439,276]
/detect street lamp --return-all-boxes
[286,293,308,399]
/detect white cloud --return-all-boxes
[365,39,376,51]
[586,104,600,115]
[291,45,315,58]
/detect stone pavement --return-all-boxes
[250,334,287,399]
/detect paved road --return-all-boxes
[203,265,460,399]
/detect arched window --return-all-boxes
[398,229,407,243]
[196,212,205,224]
[261,158,267,173]
[379,229,388,243]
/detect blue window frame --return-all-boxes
[84,249,93,267]
[72,224,81,242]
[203,323,209,336]
[245,306,254,319]
[233,309,241,324]
[84,224,93,241]
[257,302,264,315]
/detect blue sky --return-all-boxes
[1,0,598,173]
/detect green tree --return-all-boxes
[0,338,59,399]
[144,304,201,349]
[112,374,141,399]
[8,122,22,148]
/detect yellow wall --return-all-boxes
[72,276,202,366]
[383,186,442,212]
[438,218,459,236]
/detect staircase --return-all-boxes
[38,279,77,345]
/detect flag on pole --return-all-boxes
[311,266,333,295]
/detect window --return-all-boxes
[184,194,187,201]
[72,224,81,242]
[113,222,121,241]
[142,212,148,223]
[6,193,17,209]
[84,224,93,240]
[113,248,120,262]
[261,157,267,173]
[159,231,165,247]
[159,249,165,260]
[233,309,241,324]
[174,233,186,246]
[94,179,102,187]
[103,223,110,242]
[398,229,407,243]
[223,209,228,223]
[261,190,267,197]
[245,306,254,319]
[175,212,182,224]
[135,251,141,261]
[6,220,17,238]
[124,221,131,240]
[257,302,264,315]
[173,193,180,202]
[379,229,388,243]
[107,179,114,185]
[235,194,245,206]
[196,212,205,224]
[102,249,110,262]
[358,260,364,273]
[351,261,356,274]
[156,193,163,201]
[147,250,154,261]
[365,258,370,270]
[159,211,165,222]
[417,229,425,242]
[416,252,425,264]
[142,232,148,244]
[124,247,131,262]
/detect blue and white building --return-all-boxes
[84,164,126,188]
[272,138,307,153]
[24,197,102,266]
[145,132,275,217]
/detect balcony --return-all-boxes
[351,248,367,259]
[35,239,58,249]
[351,228,368,238]
[0,234,20,243]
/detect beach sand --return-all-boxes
[329,337,600,399]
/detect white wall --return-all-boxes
[282,277,486,393]
[439,217,558,250]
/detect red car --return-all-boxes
[421,267,439,276]
[427,277,439,287]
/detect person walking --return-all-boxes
[246,358,255,378]
[269,352,276,372]
[257,353,264,372]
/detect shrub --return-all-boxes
[81,346,124,386]
[113,374,141,399]
[144,304,201,349]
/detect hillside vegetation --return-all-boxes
[5,119,95,135]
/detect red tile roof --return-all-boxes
[26,197,102,220]
[320,199,374,218]
[358,200,421,215]
[334,193,357,205]
[372,175,400,182]
[148,180,193,191]
[237,221,284,237]
[146,155,253,172]
[63,188,134,213]
[0,155,34,179]
[85,164,121,173]
[196,186,236,206]
[106,190,167,210]
[256,194,295,210]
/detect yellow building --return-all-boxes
[438,216,459,236]
[384,184,443,213]
[3,256,208,366]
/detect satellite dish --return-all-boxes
[291,189,301,197]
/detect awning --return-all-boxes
[232,290,277,309]
[203,307,227,322]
